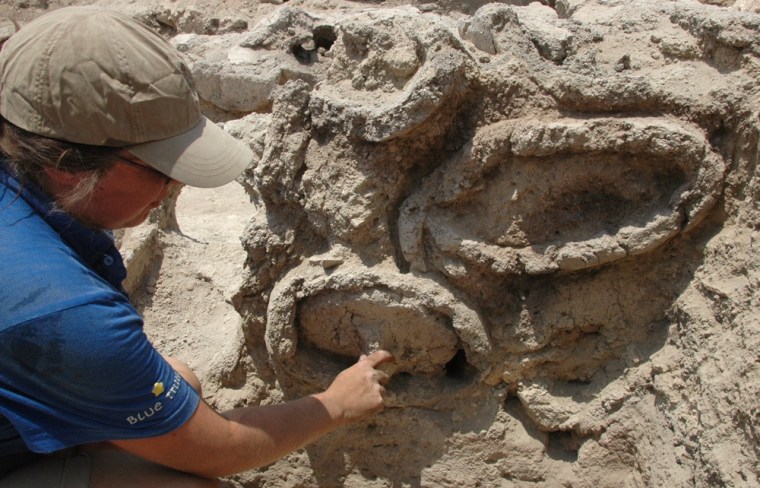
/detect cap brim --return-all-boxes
[128,117,253,188]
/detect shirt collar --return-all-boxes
[0,162,127,289]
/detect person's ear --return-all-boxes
[43,166,88,192]
[44,166,82,185]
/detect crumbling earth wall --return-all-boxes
[215,2,760,486]
[6,0,759,486]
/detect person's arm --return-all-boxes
[111,350,393,478]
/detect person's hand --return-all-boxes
[314,350,394,425]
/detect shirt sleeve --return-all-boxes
[0,295,200,453]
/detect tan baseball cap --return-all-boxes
[0,6,252,188]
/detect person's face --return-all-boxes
[77,152,179,229]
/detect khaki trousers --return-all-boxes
[0,452,90,488]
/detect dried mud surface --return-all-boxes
[3,0,759,487]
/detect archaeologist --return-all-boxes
[0,6,393,487]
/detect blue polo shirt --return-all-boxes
[0,162,200,458]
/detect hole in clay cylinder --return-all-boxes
[291,26,336,64]
[291,43,318,63]
[444,348,477,381]
[314,25,336,51]
[546,430,580,462]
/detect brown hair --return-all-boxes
[0,117,120,209]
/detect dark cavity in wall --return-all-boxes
[547,430,581,463]
[445,348,478,382]
[292,25,337,64]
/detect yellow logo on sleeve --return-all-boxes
[151,382,165,397]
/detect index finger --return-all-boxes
[362,350,394,367]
